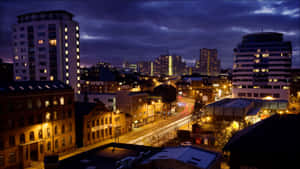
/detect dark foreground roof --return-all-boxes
[0,81,71,93]
[224,114,300,152]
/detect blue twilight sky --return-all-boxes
[0,0,299,68]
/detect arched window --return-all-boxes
[55,140,58,149]
[30,131,34,141]
[47,142,51,151]
[20,133,25,144]
[62,125,65,134]
[54,126,58,135]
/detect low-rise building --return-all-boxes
[75,102,128,147]
[0,81,76,169]
[77,93,117,111]
[138,146,221,169]
[223,114,300,169]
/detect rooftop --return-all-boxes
[143,146,219,169]
[224,114,300,152]
[0,81,71,93]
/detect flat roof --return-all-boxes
[143,146,219,169]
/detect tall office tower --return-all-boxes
[232,32,292,100]
[154,55,185,76]
[12,10,81,94]
[199,48,220,76]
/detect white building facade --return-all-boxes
[232,32,292,100]
[12,10,80,94]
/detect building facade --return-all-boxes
[75,102,128,147]
[0,81,76,169]
[197,48,220,76]
[232,32,292,100]
[12,10,81,94]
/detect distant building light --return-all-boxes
[263,96,274,100]
[65,35,68,40]
[65,43,68,48]
[49,39,57,46]
[14,56,19,60]
[66,80,69,84]
[65,50,69,55]
[64,27,68,32]
[76,26,79,31]
[77,55,80,59]
[50,76,54,81]
[15,76,21,80]
[76,33,79,38]
[38,40,44,44]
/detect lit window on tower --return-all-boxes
[49,39,57,46]
[38,40,44,44]
[65,43,68,47]
[77,55,80,59]
[65,35,68,40]
[66,80,69,84]
[65,50,69,55]
[76,33,79,38]
[76,41,79,45]
[64,27,68,32]
[65,58,69,62]
[76,26,79,31]
[76,48,80,52]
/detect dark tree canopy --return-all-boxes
[153,84,177,103]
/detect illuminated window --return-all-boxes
[65,58,69,62]
[14,56,19,60]
[273,79,278,82]
[281,53,283,56]
[45,100,50,107]
[38,40,44,44]
[77,69,80,74]
[257,49,261,52]
[66,72,69,77]
[262,53,269,58]
[49,39,57,46]
[46,112,51,121]
[283,86,289,90]
[77,76,80,80]
[254,59,260,63]
[253,86,260,89]
[44,69,47,73]
[24,63,27,67]
[238,85,242,89]
[76,48,80,52]
[15,76,21,80]
[53,100,58,105]
[64,27,68,32]
[261,69,266,72]
[60,97,64,105]
[65,35,68,40]
[76,41,79,45]
[65,50,69,55]
[65,43,68,47]
[66,65,69,70]
[253,69,259,72]
[269,79,272,82]
[77,62,80,67]
[50,76,54,81]
[76,33,79,38]
[76,26,79,31]
[66,80,69,84]
[77,90,80,94]
[77,83,80,87]
[255,54,260,58]
[77,55,80,59]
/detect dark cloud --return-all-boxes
[0,0,299,68]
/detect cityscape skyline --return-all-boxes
[0,0,300,68]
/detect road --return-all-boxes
[59,96,194,161]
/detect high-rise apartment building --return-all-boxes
[154,55,186,76]
[12,10,80,94]
[198,48,220,76]
[232,32,292,100]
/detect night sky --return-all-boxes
[0,0,299,68]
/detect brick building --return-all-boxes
[0,81,76,169]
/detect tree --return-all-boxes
[153,84,177,103]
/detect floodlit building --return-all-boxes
[12,10,81,94]
[75,102,128,147]
[0,81,76,169]
[232,32,292,100]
